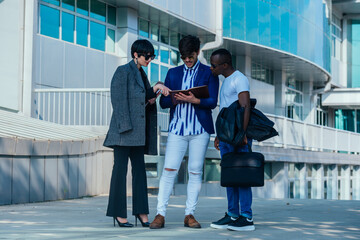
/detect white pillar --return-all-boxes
[274,70,286,117]
[353,166,360,200]
[117,7,138,63]
[22,0,37,117]
[299,163,307,199]
[303,81,314,123]
[330,164,338,200]
[340,165,351,200]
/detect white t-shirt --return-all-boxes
[219,70,250,111]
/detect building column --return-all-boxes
[299,163,307,199]
[330,164,338,199]
[313,164,323,199]
[22,0,37,117]
[303,80,315,123]
[353,166,360,200]
[274,70,286,117]
[340,165,351,200]
[117,7,138,64]
[271,162,287,199]
[236,55,251,77]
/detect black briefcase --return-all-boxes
[220,148,264,187]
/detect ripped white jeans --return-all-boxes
[156,132,210,216]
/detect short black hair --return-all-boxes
[179,35,200,57]
[211,48,233,67]
[131,39,154,58]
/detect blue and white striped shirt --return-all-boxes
[169,60,205,136]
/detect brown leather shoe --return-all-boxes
[184,214,201,228]
[149,214,165,229]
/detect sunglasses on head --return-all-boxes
[138,53,156,61]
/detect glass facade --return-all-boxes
[351,20,360,88]
[223,0,331,72]
[285,76,303,120]
[335,109,359,133]
[138,18,182,86]
[39,0,116,53]
[251,62,274,85]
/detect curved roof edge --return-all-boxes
[223,37,331,85]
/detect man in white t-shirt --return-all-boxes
[209,49,255,231]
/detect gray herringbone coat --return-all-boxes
[103,60,157,155]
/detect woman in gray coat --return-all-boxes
[103,39,170,228]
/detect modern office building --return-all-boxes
[0,0,359,205]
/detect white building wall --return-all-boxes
[0,0,23,111]
[141,0,216,31]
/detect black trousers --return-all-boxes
[106,146,149,218]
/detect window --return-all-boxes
[335,109,356,132]
[107,29,115,53]
[76,17,88,47]
[40,5,60,39]
[137,18,182,85]
[39,0,117,53]
[285,76,303,120]
[331,14,342,59]
[90,0,106,22]
[62,0,74,11]
[62,12,74,43]
[108,5,116,26]
[139,18,149,38]
[316,95,328,126]
[251,62,274,85]
[77,0,89,16]
[90,21,106,51]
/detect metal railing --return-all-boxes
[34,88,111,126]
[35,88,360,154]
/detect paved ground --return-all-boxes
[0,195,359,240]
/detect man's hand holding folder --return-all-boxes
[170,85,209,105]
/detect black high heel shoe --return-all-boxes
[134,214,150,227]
[113,217,134,227]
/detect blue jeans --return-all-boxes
[219,140,253,219]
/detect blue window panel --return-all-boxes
[352,66,360,88]
[107,29,115,53]
[270,5,280,49]
[280,9,289,52]
[280,0,290,10]
[90,21,106,51]
[139,19,149,38]
[245,0,259,43]
[352,20,360,40]
[170,50,180,66]
[76,17,88,47]
[62,12,74,43]
[259,1,270,47]
[161,66,168,83]
[62,0,75,11]
[77,0,89,16]
[351,40,360,65]
[154,45,159,60]
[223,0,231,37]
[271,0,280,6]
[289,13,297,55]
[289,0,298,14]
[160,46,169,64]
[108,5,117,26]
[40,5,59,39]
[150,63,159,84]
[357,111,360,133]
[42,0,59,6]
[90,0,106,22]
[230,0,245,40]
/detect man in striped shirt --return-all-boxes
[150,35,219,229]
